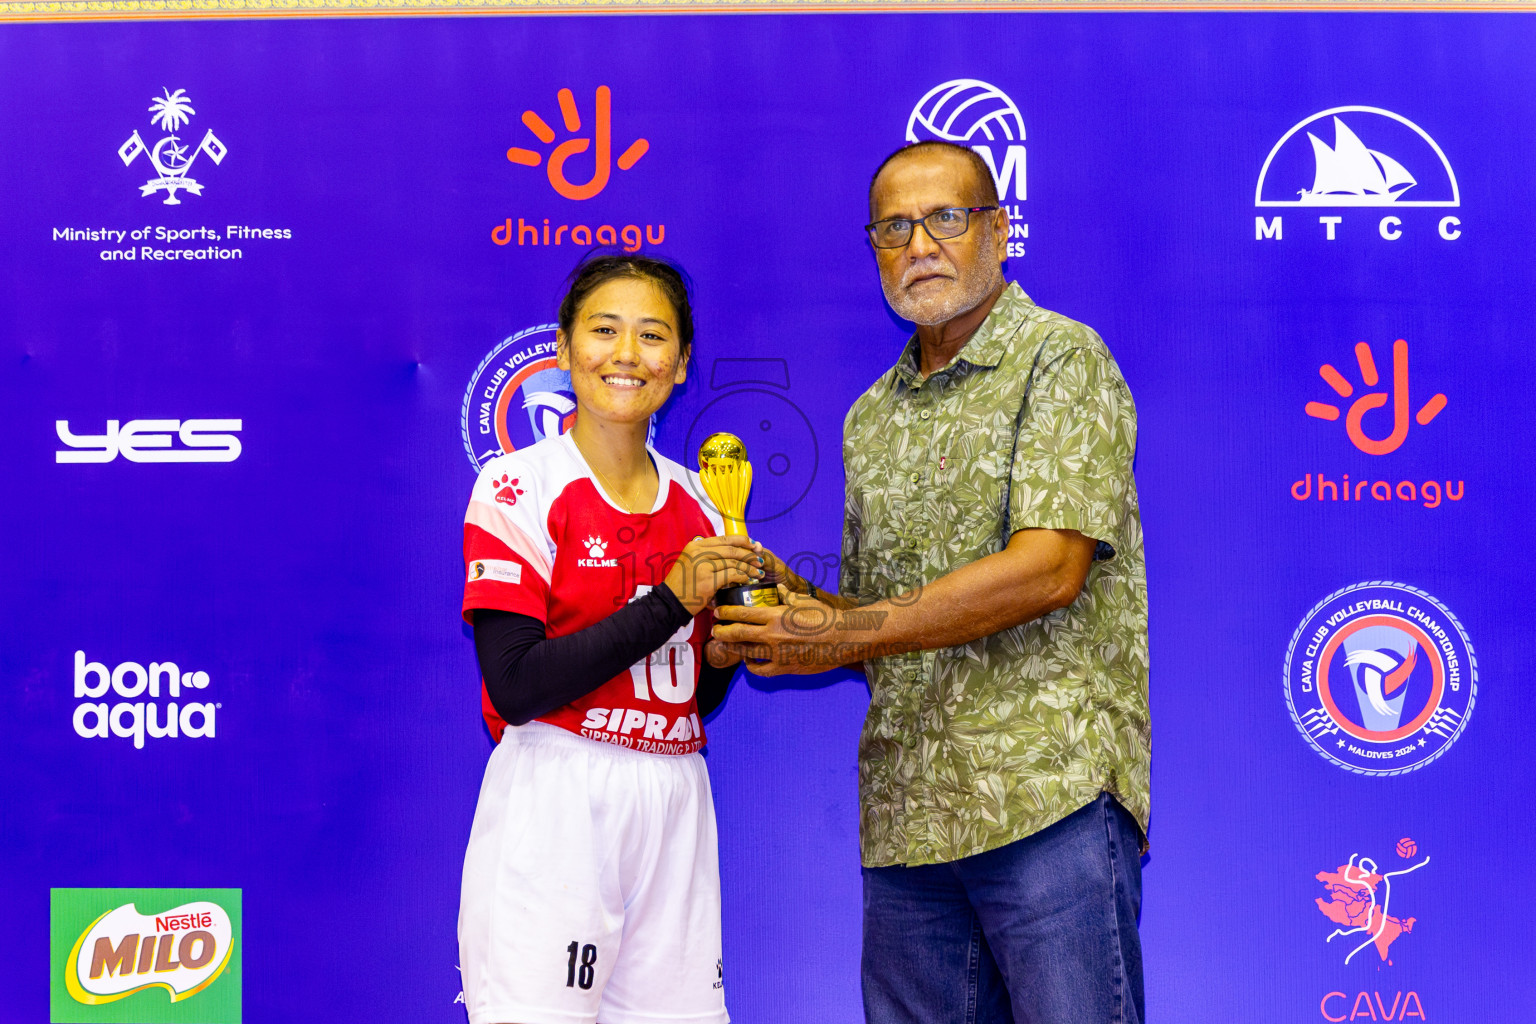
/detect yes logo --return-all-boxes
[51,888,241,1023]
[507,87,649,200]
[1304,340,1447,455]
[56,420,242,464]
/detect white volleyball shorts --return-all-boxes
[458,721,728,1024]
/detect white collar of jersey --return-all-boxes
[559,432,670,516]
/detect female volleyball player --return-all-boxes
[458,254,754,1024]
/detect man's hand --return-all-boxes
[714,528,1096,675]
[712,588,903,676]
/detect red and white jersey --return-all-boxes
[462,433,724,754]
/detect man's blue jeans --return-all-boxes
[862,793,1144,1024]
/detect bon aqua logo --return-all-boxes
[493,86,664,253]
[1290,338,1463,510]
[50,888,241,1023]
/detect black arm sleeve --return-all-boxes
[473,586,696,728]
[696,661,735,720]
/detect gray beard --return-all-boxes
[881,238,1002,327]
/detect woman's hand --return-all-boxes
[662,534,764,616]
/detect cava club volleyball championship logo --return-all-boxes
[1284,581,1475,776]
[461,325,573,472]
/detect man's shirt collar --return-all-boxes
[893,281,1035,385]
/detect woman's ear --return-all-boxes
[555,330,570,371]
[673,345,689,385]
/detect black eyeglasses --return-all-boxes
[864,206,999,249]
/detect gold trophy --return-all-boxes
[698,432,781,607]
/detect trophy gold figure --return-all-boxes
[698,432,781,607]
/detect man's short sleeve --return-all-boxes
[1007,341,1137,555]
[461,461,553,625]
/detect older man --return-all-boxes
[715,139,1149,1024]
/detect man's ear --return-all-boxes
[555,330,570,371]
[993,207,1011,264]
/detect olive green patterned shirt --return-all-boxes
[841,282,1149,868]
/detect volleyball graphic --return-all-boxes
[1396,837,1418,859]
[906,79,1026,144]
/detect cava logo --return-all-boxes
[119,89,228,206]
[906,79,1029,257]
[1314,839,1430,1021]
[51,888,241,1023]
[56,419,242,464]
[1254,107,1461,242]
[1284,581,1475,775]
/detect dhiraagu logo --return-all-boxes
[50,888,241,1023]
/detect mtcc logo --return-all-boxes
[1254,107,1460,242]
[1284,581,1475,776]
[119,88,228,206]
[507,86,649,200]
[906,79,1029,257]
[1304,340,1447,455]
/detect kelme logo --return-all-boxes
[50,888,241,1023]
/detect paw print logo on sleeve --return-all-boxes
[584,536,607,558]
[492,473,526,507]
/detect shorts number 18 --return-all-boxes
[566,940,597,990]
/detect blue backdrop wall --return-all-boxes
[4,12,1534,1023]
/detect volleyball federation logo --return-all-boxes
[1284,581,1475,775]
[906,79,1027,201]
[461,325,573,471]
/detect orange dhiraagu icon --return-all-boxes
[1305,340,1447,455]
[507,87,649,201]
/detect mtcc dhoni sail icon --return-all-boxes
[1255,106,1459,207]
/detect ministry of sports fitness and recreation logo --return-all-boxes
[904,79,1029,258]
[1284,581,1475,775]
[119,88,228,205]
[1254,107,1461,242]
[461,325,572,471]
[50,888,241,1023]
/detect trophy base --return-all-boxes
[714,582,781,608]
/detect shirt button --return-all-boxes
[920,410,932,420]
[909,472,920,483]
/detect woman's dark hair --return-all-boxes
[557,253,695,354]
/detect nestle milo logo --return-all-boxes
[50,888,241,1022]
